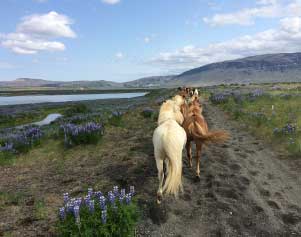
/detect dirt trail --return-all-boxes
[138,101,301,237]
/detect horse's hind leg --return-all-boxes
[195,142,203,181]
[155,154,164,204]
[186,141,192,168]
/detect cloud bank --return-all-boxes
[203,0,301,26]
[0,11,76,55]
[150,16,301,71]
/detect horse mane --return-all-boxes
[158,99,184,125]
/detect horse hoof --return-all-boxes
[157,194,162,204]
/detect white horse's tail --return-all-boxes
[163,147,183,196]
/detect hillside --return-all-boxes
[0,78,124,89]
[173,52,301,86]
[2,52,301,88]
[123,75,175,88]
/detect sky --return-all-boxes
[1,0,301,82]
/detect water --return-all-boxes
[16,113,62,128]
[0,92,147,106]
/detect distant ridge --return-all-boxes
[172,52,301,86]
[2,52,301,88]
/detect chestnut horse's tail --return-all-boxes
[192,123,229,144]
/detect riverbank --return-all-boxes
[0,90,158,129]
[0,88,152,96]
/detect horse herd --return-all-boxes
[153,88,230,204]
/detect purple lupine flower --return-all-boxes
[250,89,264,98]
[108,191,115,204]
[130,186,135,196]
[73,205,80,224]
[74,197,82,207]
[125,194,132,205]
[113,186,119,197]
[120,189,126,197]
[88,188,93,197]
[94,191,103,198]
[59,207,65,220]
[119,192,125,203]
[66,202,74,214]
[60,122,104,146]
[119,188,126,203]
[84,195,91,206]
[101,210,107,224]
[99,196,106,210]
[210,93,229,104]
[88,200,95,213]
[63,193,69,204]
[0,142,15,153]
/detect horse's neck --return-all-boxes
[181,104,189,119]
[158,103,182,125]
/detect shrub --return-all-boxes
[60,122,104,147]
[59,112,104,125]
[64,104,90,117]
[209,93,230,104]
[57,186,138,237]
[0,126,43,154]
[108,111,124,127]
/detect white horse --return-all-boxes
[153,95,187,204]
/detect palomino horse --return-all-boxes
[153,94,187,203]
[181,96,229,180]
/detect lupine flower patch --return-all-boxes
[57,186,138,236]
[60,122,104,147]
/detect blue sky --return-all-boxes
[1,0,301,82]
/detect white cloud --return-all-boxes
[144,37,151,43]
[102,0,120,5]
[115,52,124,59]
[203,0,301,26]
[143,34,156,43]
[17,11,76,38]
[0,11,76,55]
[149,17,301,72]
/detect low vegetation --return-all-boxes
[57,186,138,237]
[60,122,105,147]
[209,84,301,156]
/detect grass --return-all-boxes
[0,105,68,129]
[0,191,27,209]
[0,89,164,236]
[34,199,48,220]
[210,86,301,156]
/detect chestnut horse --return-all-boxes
[181,96,229,179]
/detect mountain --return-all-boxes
[0,78,124,89]
[0,76,175,89]
[123,75,175,88]
[0,78,60,87]
[173,52,301,86]
[2,52,301,89]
